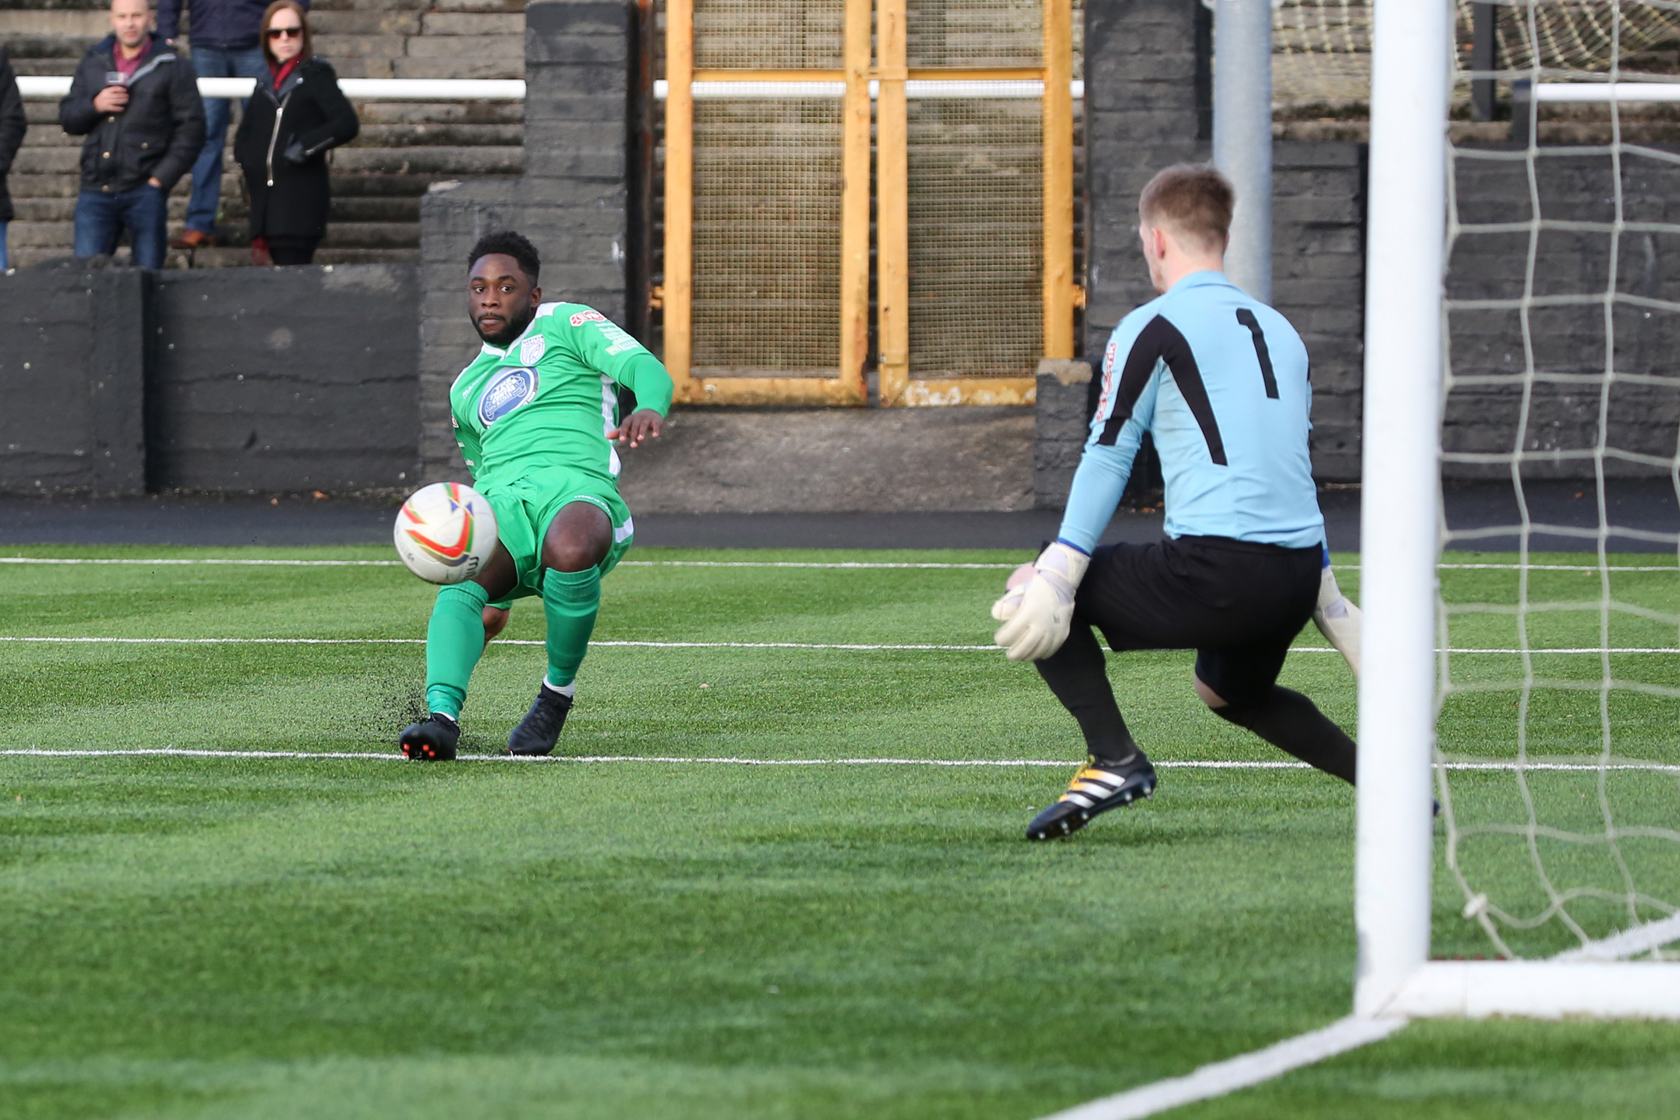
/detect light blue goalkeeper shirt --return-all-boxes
[1058,270,1325,553]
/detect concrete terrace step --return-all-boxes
[11,192,418,223]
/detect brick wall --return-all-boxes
[1444,147,1680,480]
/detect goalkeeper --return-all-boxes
[400,230,673,761]
[994,164,1357,840]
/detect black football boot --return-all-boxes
[400,713,460,761]
[1025,752,1157,840]
[507,685,573,756]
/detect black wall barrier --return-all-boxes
[0,262,419,496]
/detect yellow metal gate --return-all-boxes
[661,0,1076,406]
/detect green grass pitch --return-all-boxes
[3,544,1680,1118]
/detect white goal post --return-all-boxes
[1357,0,1680,1022]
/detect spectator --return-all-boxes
[234,1,355,266]
[60,0,205,270]
[0,47,25,272]
[157,0,306,250]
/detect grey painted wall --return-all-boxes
[418,0,634,484]
[0,263,149,495]
[149,266,420,492]
[0,263,418,496]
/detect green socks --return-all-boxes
[423,566,599,719]
[425,581,490,720]
[542,565,600,689]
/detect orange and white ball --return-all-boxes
[393,482,499,584]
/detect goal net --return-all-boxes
[1358,0,1680,1019]
[1441,0,1680,964]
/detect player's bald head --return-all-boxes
[1139,164,1234,254]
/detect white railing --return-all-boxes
[16,76,526,99]
[20,75,1083,102]
[1532,81,1680,102]
[652,79,1085,100]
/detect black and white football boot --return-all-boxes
[1025,752,1157,840]
[507,685,573,756]
[400,713,460,761]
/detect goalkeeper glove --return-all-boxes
[991,542,1089,661]
[1312,563,1362,676]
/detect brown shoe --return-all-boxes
[170,229,216,250]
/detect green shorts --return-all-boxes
[481,468,634,609]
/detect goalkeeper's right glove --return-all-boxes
[1312,563,1362,676]
[991,542,1089,661]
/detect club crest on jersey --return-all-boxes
[519,335,546,365]
[570,310,606,327]
[478,366,539,426]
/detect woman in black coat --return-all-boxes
[0,47,28,272]
[233,0,357,265]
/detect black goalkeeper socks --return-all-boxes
[1213,686,1357,785]
[1034,624,1142,762]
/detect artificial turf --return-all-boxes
[2,545,1678,1118]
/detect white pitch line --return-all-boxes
[6,556,1678,575]
[0,636,999,651]
[0,749,1296,767]
[1034,1015,1407,1120]
[2,749,1671,775]
[3,636,1677,655]
[0,556,405,567]
[1439,564,1678,572]
[0,556,1016,570]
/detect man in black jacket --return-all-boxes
[60,0,205,269]
[157,0,308,250]
[0,47,26,272]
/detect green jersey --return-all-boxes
[449,302,674,488]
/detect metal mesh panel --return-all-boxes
[691,99,844,376]
[1277,1,1680,108]
[1274,0,1373,105]
[693,0,845,70]
[1489,0,1680,74]
[906,0,1042,69]
[906,97,1043,377]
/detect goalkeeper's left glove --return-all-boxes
[991,542,1089,661]
[1312,563,1362,676]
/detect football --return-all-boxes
[393,482,499,584]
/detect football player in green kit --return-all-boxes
[399,230,673,761]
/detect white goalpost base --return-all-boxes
[1384,961,1680,1021]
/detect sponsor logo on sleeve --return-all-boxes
[477,366,540,426]
[600,323,646,356]
[1095,338,1120,420]
[519,335,547,365]
[570,310,607,327]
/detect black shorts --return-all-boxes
[1073,535,1322,706]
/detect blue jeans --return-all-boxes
[74,184,169,269]
[0,221,8,271]
[186,45,269,236]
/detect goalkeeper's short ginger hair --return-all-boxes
[1139,164,1235,254]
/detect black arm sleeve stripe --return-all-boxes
[1235,308,1278,399]
[1097,314,1227,466]
[1097,315,1173,446]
